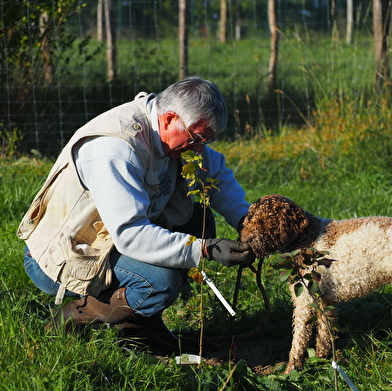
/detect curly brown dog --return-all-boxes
[240,194,392,373]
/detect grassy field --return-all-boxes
[2,88,392,390]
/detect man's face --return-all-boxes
[159,112,215,159]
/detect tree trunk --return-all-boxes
[219,0,227,43]
[179,0,188,79]
[267,0,279,93]
[39,11,53,84]
[346,0,353,44]
[373,0,391,93]
[104,0,117,82]
[330,0,339,41]
[97,0,103,42]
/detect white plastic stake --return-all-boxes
[331,361,359,391]
[201,271,236,316]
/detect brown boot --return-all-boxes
[47,287,199,355]
[119,314,200,356]
[47,287,136,332]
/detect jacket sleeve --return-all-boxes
[74,136,202,269]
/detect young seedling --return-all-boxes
[180,150,223,359]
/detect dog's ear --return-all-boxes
[274,195,309,248]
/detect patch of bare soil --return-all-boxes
[202,335,289,375]
[156,334,290,375]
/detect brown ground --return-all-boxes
[157,333,290,376]
[203,335,288,375]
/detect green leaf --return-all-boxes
[233,359,249,377]
[303,273,313,281]
[206,177,220,185]
[272,256,292,268]
[308,280,319,295]
[181,150,197,162]
[290,249,301,257]
[306,348,316,358]
[187,190,200,196]
[324,305,336,313]
[294,282,304,297]
[290,275,300,284]
[305,316,317,325]
[279,270,291,282]
[181,162,197,178]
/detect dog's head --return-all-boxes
[240,194,309,258]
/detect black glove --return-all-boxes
[203,238,255,267]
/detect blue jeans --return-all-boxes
[24,247,188,317]
[24,204,216,317]
[24,247,79,298]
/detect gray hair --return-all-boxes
[155,76,228,135]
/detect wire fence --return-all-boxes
[0,0,380,156]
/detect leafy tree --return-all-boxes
[0,0,101,152]
[1,0,87,87]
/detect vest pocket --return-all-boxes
[17,188,51,240]
[54,231,113,297]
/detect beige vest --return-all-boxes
[17,93,193,304]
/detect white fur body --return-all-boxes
[313,217,392,303]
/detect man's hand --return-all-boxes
[203,238,255,267]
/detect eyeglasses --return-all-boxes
[181,119,215,146]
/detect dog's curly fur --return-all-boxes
[240,194,392,373]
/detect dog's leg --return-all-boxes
[285,291,316,373]
[315,303,337,358]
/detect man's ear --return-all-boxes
[161,111,177,129]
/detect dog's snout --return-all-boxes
[239,228,254,244]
